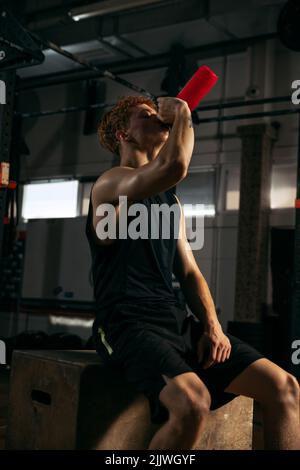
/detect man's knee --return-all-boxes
[159,372,211,425]
[268,372,300,409]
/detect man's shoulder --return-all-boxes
[93,166,134,192]
[99,165,134,179]
[91,169,119,203]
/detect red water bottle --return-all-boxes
[176,65,218,111]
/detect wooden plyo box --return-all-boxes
[6,349,254,450]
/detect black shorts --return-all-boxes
[93,302,265,425]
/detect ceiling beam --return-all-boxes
[24,0,286,42]
[17,32,277,91]
[27,0,208,45]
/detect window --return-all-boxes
[225,164,296,211]
[176,168,216,217]
[22,180,79,220]
[81,182,93,216]
[225,166,240,211]
[270,164,297,209]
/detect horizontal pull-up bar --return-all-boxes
[17,95,294,121]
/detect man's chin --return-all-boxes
[159,130,170,142]
[159,126,171,135]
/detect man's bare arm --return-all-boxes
[173,195,231,368]
[172,194,219,327]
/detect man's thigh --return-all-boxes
[224,357,299,402]
[184,331,265,410]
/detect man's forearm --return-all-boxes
[157,106,194,171]
[179,271,219,328]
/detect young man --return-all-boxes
[85,95,300,450]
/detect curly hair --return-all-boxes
[97,95,157,156]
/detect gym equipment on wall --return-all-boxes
[0,11,44,331]
[0,10,44,70]
[0,70,16,266]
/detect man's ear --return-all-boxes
[115,129,128,142]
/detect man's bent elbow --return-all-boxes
[166,159,188,182]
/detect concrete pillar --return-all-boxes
[234,123,277,323]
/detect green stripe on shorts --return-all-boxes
[98,326,113,355]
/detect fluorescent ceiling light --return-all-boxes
[69,0,164,22]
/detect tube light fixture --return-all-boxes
[69,0,165,22]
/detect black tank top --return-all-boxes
[85,185,181,328]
